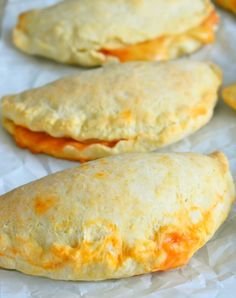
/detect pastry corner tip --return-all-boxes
[207,62,223,83]
[12,11,32,52]
[209,151,230,173]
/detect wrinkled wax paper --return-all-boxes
[0,1,236,297]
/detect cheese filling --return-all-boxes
[9,122,123,159]
[100,10,219,62]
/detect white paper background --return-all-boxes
[0,1,236,297]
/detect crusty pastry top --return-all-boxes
[2,60,221,143]
[0,152,234,280]
[13,0,215,66]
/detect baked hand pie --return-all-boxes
[222,83,236,111]
[2,61,222,162]
[216,0,236,14]
[0,151,234,281]
[13,0,219,67]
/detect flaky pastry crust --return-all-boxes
[12,0,217,66]
[2,61,222,161]
[0,152,235,280]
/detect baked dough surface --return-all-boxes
[13,0,216,66]
[2,61,222,161]
[222,83,236,111]
[0,152,234,280]
[216,0,236,14]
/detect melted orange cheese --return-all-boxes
[100,11,219,62]
[30,229,200,272]
[12,124,122,161]
[0,207,215,277]
[158,231,199,270]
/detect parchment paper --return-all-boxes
[0,1,236,297]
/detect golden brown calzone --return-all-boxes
[222,83,236,111]
[216,0,236,14]
[0,152,234,280]
[13,0,219,66]
[2,61,222,162]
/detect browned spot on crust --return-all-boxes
[10,247,18,255]
[120,110,132,122]
[34,197,57,215]
[16,12,29,32]
[191,107,207,117]
[94,172,106,178]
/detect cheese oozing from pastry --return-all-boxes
[11,121,123,162]
[1,60,222,161]
[100,10,219,62]
[13,0,218,66]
